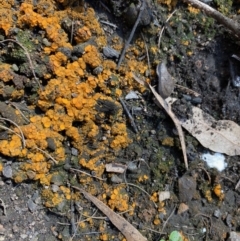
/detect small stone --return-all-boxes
[156,62,175,99]
[3,165,12,178]
[150,130,156,135]
[47,137,56,151]
[125,91,139,100]
[178,175,196,203]
[12,224,19,233]
[191,97,202,104]
[12,64,19,72]
[58,47,72,59]
[177,203,189,215]
[103,46,120,58]
[111,175,123,183]
[27,199,37,212]
[0,224,5,234]
[93,66,103,75]
[229,232,240,241]
[182,94,192,101]
[159,191,171,202]
[51,184,59,193]
[71,148,78,156]
[127,162,138,173]
[20,234,28,239]
[213,209,221,218]
[42,38,51,47]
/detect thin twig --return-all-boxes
[141,32,151,79]
[34,147,58,164]
[194,212,212,233]
[9,102,30,124]
[0,39,42,90]
[184,0,240,39]
[119,98,138,133]
[235,178,240,190]
[120,182,158,208]
[175,84,201,97]
[100,20,118,29]
[133,222,166,235]
[196,166,211,183]
[0,198,7,216]
[0,117,26,148]
[117,0,146,68]
[132,73,188,169]
[0,124,23,141]
[70,167,106,181]
[161,205,177,232]
[70,20,74,45]
[158,9,177,49]
[81,208,133,220]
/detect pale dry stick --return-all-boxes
[81,208,134,220]
[72,186,148,241]
[120,182,158,208]
[70,167,106,181]
[0,117,26,148]
[99,0,111,13]
[0,124,22,140]
[117,0,146,68]
[196,166,211,183]
[70,198,77,237]
[34,147,58,164]
[175,84,201,97]
[132,73,188,169]
[69,200,80,241]
[77,209,98,225]
[235,178,240,190]
[0,39,42,90]
[9,102,30,124]
[119,98,138,133]
[0,198,7,216]
[183,0,240,39]
[100,20,118,29]
[70,20,74,45]
[161,205,177,232]
[141,32,151,79]
[158,9,177,49]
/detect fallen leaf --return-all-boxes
[181,106,240,155]
[72,186,147,241]
[148,84,188,169]
[132,73,188,169]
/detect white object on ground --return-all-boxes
[125,91,139,100]
[201,152,227,171]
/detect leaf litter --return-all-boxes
[181,106,240,155]
[72,186,147,241]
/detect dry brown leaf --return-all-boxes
[148,84,188,169]
[72,186,147,241]
[181,106,240,155]
[132,73,188,169]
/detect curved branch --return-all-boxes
[183,0,240,39]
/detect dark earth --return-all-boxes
[1,0,240,241]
